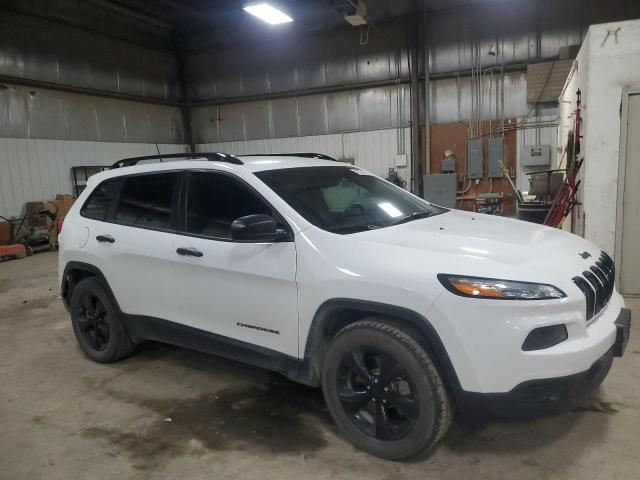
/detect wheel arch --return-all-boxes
[301,299,461,391]
[61,261,120,313]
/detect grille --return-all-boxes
[572,252,615,321]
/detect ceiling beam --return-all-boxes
[87,0,172,29]
[152,0,209,21]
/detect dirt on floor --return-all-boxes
[1,251,639,480]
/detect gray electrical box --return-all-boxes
[467,139,483,179]
[522,145,551,167]
[488,137,505,178]
[442,157,456,173]
[423,174,457,208]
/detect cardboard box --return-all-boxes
[0,221,11,245]
[54,194,75,218]
[26,201,45,226]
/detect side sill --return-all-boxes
[121,315,313,386]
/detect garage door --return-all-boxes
[620,93,640,295]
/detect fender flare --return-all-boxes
[301,298,461,390]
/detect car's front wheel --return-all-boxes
[321,319,452,460]
[70,277,136,363]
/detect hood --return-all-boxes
[350,209,601,273]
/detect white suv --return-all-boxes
[59,152,631,460]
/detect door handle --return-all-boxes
[96,235,115,244]
[176,247,203,258]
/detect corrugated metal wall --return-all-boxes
[187,0,640,143]
[0,139,186,218]
[189,71,549,143]
[0,84,184,143]
[191,84,410,144]
[1,0,639,220]
[186,22,410,102]
[197,127,411,181]
[0,10,179,102]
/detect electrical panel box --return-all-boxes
[423,174,456,208]
[488,137,505,178]
[522,145,551,167]
[467,139,483,179]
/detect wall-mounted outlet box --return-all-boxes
[394,154,407,168]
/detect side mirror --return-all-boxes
[230,214,288,242]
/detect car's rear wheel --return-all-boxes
[321,319,452,460]
[70,277,136,363]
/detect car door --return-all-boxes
[81,171,181,322]
[172,170,298,357]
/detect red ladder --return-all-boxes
[544,89,583,228]
[543,158,582,228]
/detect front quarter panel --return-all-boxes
[295,227,446,358]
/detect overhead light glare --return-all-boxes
[243,3,293,25]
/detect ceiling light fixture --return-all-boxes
[243,3,293,25]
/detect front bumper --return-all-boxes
[428,287,627,393]
[454,308,631,420]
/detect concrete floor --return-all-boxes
[1,251,639,480]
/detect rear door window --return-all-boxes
[114,173,179,230]
[80,178,121,221]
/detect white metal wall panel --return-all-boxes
[0,139,186,218]
[197,127,411,181]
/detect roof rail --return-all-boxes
[110,152,243,169]
[242,152,338,161]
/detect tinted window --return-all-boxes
[185,172,270,239]
[115,173,178,230]
[81,179,121,221]
[256,166,445,234]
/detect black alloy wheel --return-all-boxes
[69,277,136,363]
[337,348,419,441]
[321,319,452,460]
[76,292,110,351]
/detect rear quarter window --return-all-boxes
[80,178,121,221]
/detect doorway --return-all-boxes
[617,89,640,296]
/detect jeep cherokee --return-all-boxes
[59,152,631,460]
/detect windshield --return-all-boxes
[255,166,447,234]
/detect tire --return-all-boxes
[321,319,452,460]
[70,277,136,363]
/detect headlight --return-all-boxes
[437,274,566,300]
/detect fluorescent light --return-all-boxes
[243,3,293,25]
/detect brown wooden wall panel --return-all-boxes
[421,121,518,215]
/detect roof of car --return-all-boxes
[102,154,350,176]
[239,155,346,172]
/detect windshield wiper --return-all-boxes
[391,211,435,226]
[328,224,379,234]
